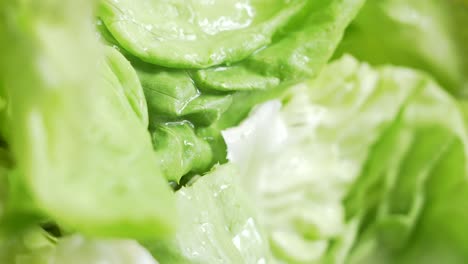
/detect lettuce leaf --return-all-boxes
[0,228,158,264]
[151,122,213,182]
[223,55,468,263]
[0,0,175,238]
[96,0,366,183]
[147,164,273,264]
[335,0,468,96]
[99,0,305,68]
[2,1,467,263]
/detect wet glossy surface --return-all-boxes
[99,0,304,68]
[168,165,272,263]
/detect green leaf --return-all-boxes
[0,0,175,239]
[137,63,233,127]
[151,122,213,182]
[1,229,159,264]
[0,148,19,228]
[192,66,280,92]
[223,55,468,263]
[98,0,305,68]
[335,0,468,96]
[96,0,366,185]
[52,236,158,264]
[0,227,55,264]
[104,46,149,127]
[147,164,273,264]
[206,0,366,131]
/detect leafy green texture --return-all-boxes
[0,148,16,227]
[147,164,273,264]
[0,0,175,238]
[224,99,361,263]
[335,0,468,96]
[98,0,365,96]
[207,0,365,127]
[0,229,158,264]
[192,66,280,92]
[223,55,468,263]
[98,43,231,182]
[105,46,149,127]
[151,122,213,182]
[0,227,56,264]
[99,0,305,68]
[136,63,233,127]
[3,0,466,263]
[100,0,365,184]
[133,62,232,182]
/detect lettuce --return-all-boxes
[147,164,273,264]
[1,165,272,264]
[1,0,467,263]
[98,0,305,68]
[335,0,468,96]
[0,228,157,264]
[223,55,468,263]
[97,0,365,183]
[0,0,175,238]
